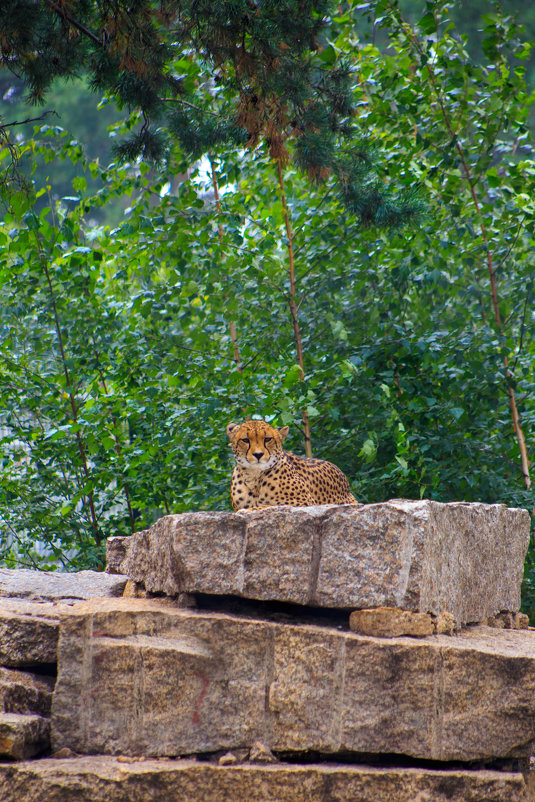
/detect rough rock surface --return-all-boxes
[113,501,530,624]
[0,568,127,602]
[0,667,54,716]
[0,713,50,760]
[105,537,130,575]
[0,757,530,802]
[51,598,535,762]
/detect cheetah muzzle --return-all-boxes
[227,419,357,511]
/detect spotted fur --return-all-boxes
[227,419,357,511]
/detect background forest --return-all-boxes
[1,1,535,619]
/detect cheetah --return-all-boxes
[227,419,357,511]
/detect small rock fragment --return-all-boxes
[122,581,148,599]
[488,612,514,629]
[177,593,196,608]
[117,755,145,763]
[434,612,455,635]
[249,741,277,763]
[218,751,238,765]
[105,536,130,574]
[52,747,77,759]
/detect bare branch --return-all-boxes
[1,110,58,129]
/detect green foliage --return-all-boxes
[1,0,422,227]
[0,73,124,224]
[0,1,534,622]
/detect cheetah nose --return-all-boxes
[252,452,263,461]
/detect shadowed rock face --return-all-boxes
[0,713,50,760]
[0,757,530,802]
[0,600,62,669]
[0,667,54,716]
[111,501,530,626]
[51,598,535,763]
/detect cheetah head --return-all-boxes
[226,419,289,471]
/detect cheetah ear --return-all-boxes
[278,425,290,441]
[226,422,239,440]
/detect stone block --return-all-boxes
[0,568,127,602]
[0,713,50,760]
[51,598,535,762]
[0,667,54,715]
[0,757,530,802]
[349,607,434,637]
[0,599,69,668]
[0,568,131,668]
[114,501,530,625]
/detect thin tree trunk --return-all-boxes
[97,369,136,534]
[406,28,531,490]
[209,157,242,374]
[40,249,101,540]
[276,157,313,457]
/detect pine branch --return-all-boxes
[42,0,103,47]
[44,0,104,47]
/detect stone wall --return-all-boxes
[0,501,534,801]
[109,501,530,625]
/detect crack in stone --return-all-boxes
[237,517,248,595]
[81,616,93,752]
[262,625,276,748]
[307,527,323,606]
[431,648,445,761]
[168,549,192,595]
[331,637,346,752]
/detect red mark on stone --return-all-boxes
[192,673,209,725]
[92,652,107,666]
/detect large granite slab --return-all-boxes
[110,501,530,625]
[51,598,535,762]
[0,757,529,802]
[0,568,127,602]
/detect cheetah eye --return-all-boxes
[239,438,250,445]
[264,437,273,445]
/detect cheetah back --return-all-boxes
[231,452,356,510]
